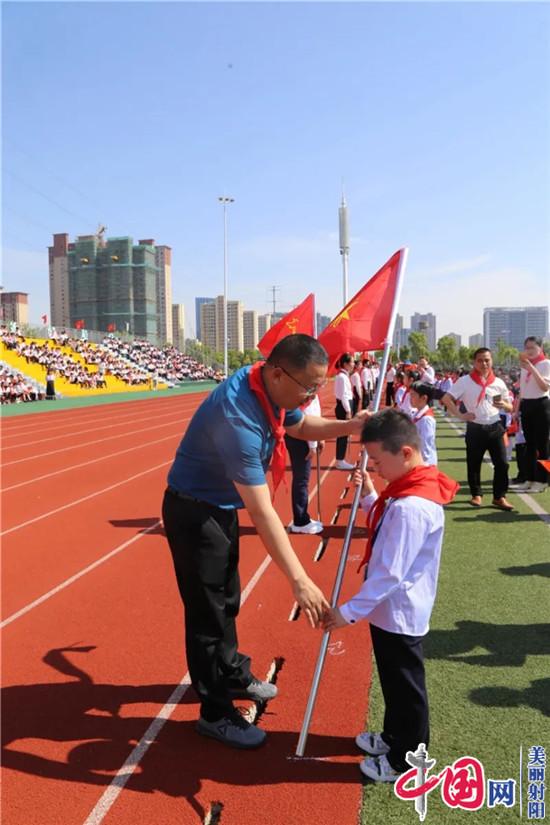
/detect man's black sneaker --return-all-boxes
[196,712,267,749]
[227,678,278,702]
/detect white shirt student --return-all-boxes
[413,406,438,465]
[334,368,353,413]
[340,489,444,635]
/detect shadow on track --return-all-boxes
[2,646,362,822]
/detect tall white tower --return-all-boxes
[338,192,350,305]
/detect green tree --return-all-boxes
[408,331,429,362]
[458,345,471,366]
[494,338,519,367]
[435,335,459,369]
[398,345,411,362]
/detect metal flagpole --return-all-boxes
[313,293,322,523]
[295,248,408,757]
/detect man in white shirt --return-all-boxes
[323,409,458,783]
[441,347,514,511]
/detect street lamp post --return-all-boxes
[218,196,234,378]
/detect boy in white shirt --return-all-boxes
[323,409,459,782]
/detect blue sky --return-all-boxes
[2,1,549,340]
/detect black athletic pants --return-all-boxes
[162,488,252,721]
[370,624,429,773]
[520,397,550,484]
[465,421,509,499]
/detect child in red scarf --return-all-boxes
[323,408,459,783]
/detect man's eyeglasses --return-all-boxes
[275,364,327,397]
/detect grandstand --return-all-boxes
[0,327,224,401]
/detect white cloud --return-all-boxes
[420,254,492,278]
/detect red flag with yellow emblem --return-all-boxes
[318,250,404,371]
[257,293,315,357]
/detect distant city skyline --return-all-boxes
[3,3,549,341]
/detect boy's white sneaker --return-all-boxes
[509,481,531,491]
[360,753,400,783]
[335,460,355,470]
[527,482,546,493]
[355,731,390,756]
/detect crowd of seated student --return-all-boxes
[96,337,224,383]
[3,326,224,389]
[0,365,44,404]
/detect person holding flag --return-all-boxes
[441,347,514,510]
[322,409,459,782]
[162,334,369,750]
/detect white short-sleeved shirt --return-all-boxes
[386,367,396,383]
[449,373,510,425]
[520,359,550,400]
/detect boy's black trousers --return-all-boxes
[370,623,430,772]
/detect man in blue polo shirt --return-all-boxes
[162,335,369,749]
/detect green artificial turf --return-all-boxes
[361,415,549,824]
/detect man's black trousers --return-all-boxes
[162,488,252,721]
[370,624,429,773]
[465,421,509,499]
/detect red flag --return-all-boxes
[257,293,315,357]
[74,319,85,330]
[318,250,404,371]
[107,323,116,332]
[41,314,48,324]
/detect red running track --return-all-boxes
[1,389,375,825]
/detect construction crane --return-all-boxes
[95,224,107,246]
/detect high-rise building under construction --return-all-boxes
[48,232,172,342]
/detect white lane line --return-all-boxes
[1,521,162,628]
[81,554,273,825]
[441,415,550,526]
[1,461,171,536]
[2,415,190,467]
[2,403,197,450]
[2,434,181,492]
